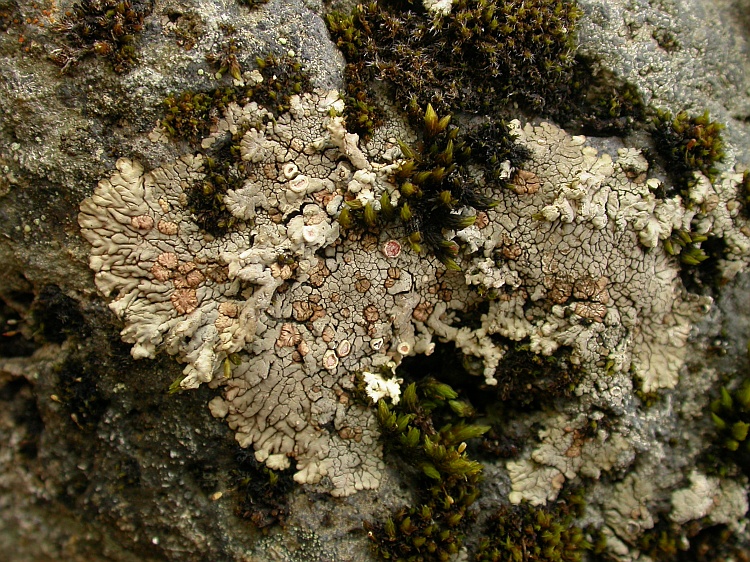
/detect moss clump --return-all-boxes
[475,493,591,562]
[708,377,750,471]
[206,25,243,81]
[366,379,489,561]
[637,523,688,561]
[652,110,725,193]
[55,0,153,73]
[0,0,19,33]
[340,105,529,269]
[663,227,709,267]
[232,447,294,528]
[237,0,269,7]
[327,0,581,121]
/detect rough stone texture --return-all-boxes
[1,0,750,561]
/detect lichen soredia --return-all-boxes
[79,90,750,498]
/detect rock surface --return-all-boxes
[1,0,750,561]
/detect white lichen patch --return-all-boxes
[79,94,750,502]
[452,120,719,394]
[79,90,478,495]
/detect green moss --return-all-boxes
[206,25,242,81]
[55,0,153,73]
[341,104,529,269]
[708,376,750,471]
[366,379,489,561]
[475,491,591,562]
[161,54,309,142]
[652,110,726,194]
[328,0,580,119]
[637,523,687,561]
[326,0,646,136]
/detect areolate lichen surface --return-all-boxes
[79,90,750,496]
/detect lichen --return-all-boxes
[79,82,750,502]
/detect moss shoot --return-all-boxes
[54,0,153,73]
[366,378,489,561]
[475,492,591,562]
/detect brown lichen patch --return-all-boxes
[131,214,154,230]
[171,288,198,314]
[412,301,433,322]
[512,169,541,195]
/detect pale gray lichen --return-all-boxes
[79,90,479,495]
[79,92,750,502]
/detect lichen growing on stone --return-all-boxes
[79,82,750,505]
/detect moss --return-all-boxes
[187,140,247,236]
[366,378,489,561]
[652,110,725,195]
[327,0,581,119]
[237,0,269,8]
[341,104,529,269]
[206,24,242,81]
[490,340,583,409]
[232,447,294,528]
[54,348,110,432]
[161,54,309,142]
[54,0,153,73]
[708,376,750,473]
[637,522,688,561]
[678,524,750,562]
[739,170,750,219]
[326,0,646,136]
[556,56,646,135]
[475,491,591,562]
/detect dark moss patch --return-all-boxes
[0,378,44,460]
[0,291,37,358]
[232,447,294,528]
[491,341,583,409]
[475,491,591,562]
[677,524,750,562]
[327,0,580,121]
[30,284,88,344]
[0,0,19,32]
[161,54,310,144]
[165,11,205,51]
[54,0,153,73]
[54,348,110,432]
[341,105,530,269]
[326,0,646,137]
[652,110,726,196]
[160,55,312,236]
[237,0,269,8]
